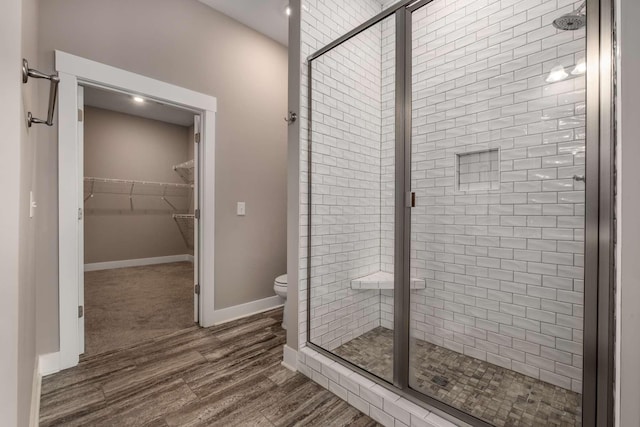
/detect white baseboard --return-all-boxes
[39,352,60,376]
[84,254,193,272]
[282,345,298,371]
[29,357,41,427]
[212,295,284,325]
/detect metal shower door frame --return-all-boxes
[305,0,615,424]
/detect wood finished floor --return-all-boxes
[40,308,380,427]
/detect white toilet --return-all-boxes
[274,274,288,330]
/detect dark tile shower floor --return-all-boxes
[335,327,581,426]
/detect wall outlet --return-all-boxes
[237,202,246,216]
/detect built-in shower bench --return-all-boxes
[351,271,425,290]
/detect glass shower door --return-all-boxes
[307,14,397,384]
[407,0,586,425]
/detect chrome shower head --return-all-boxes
[552,1,587,30]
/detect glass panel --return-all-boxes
[308,15,396,383]
[408,0,586,425]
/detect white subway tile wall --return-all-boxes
[406,0,585,394]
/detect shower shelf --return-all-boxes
[173,159,194,184]
[351,271,425,290]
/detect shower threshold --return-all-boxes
[334,327,581,426]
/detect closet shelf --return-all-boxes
[84,177,193,212]
[173,214,194,249]
[84,177,192,197]
[173,160,194,184]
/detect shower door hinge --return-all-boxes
[195,133,201,143]
[78,208,83,220]
[195,209,200,220]
[78,109,83,122]
[78,305,83,318]
[406,192,416,208]
[194,284,200,295]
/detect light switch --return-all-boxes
[237,202,246,216]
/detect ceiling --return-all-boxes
[198,0,290,46]
[83,86,196,127]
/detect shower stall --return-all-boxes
[304,0,613,425]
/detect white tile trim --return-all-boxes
[84,254,194,272]
[298,347,462,427]
[212,295,284,325]
[38,352,60,376]
[282,344,298,371]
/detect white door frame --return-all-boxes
[56,51,217,371]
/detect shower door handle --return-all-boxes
[406,192,416,208]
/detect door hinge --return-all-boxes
[78,109,84,122]
[406,192,416,208]
[195,209,200,220]
[78,208,83,220]
[78,305,84,318]
[194,284,201,295]
[195,132,201,143]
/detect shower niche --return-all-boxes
[306,0,591,425]
[455,148,500,193]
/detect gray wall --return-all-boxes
[84,107,192,264]
[286,0,301,350]
[36,0,288,355]
[617,0,640,424]
[1,0,39,424]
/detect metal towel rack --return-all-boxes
[22,58,59,127]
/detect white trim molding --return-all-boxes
[55,52,217,113]
[38,352,60,376]
[212,295,284,325]
[29,357,41,427]
[84,254,193,272]
[56,50,217,370]
[282,345,298,371]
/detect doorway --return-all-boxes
[79,85,200,356]
[56,51,217,370]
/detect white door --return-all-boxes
[193,115,201,323]
[78,85,85,354]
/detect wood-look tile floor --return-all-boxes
[40,308,380,427]
[84,262,195,356]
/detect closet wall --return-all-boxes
[84,106,193,264]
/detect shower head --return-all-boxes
[553,1,587,30]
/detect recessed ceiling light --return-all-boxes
[133,96,145,103]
